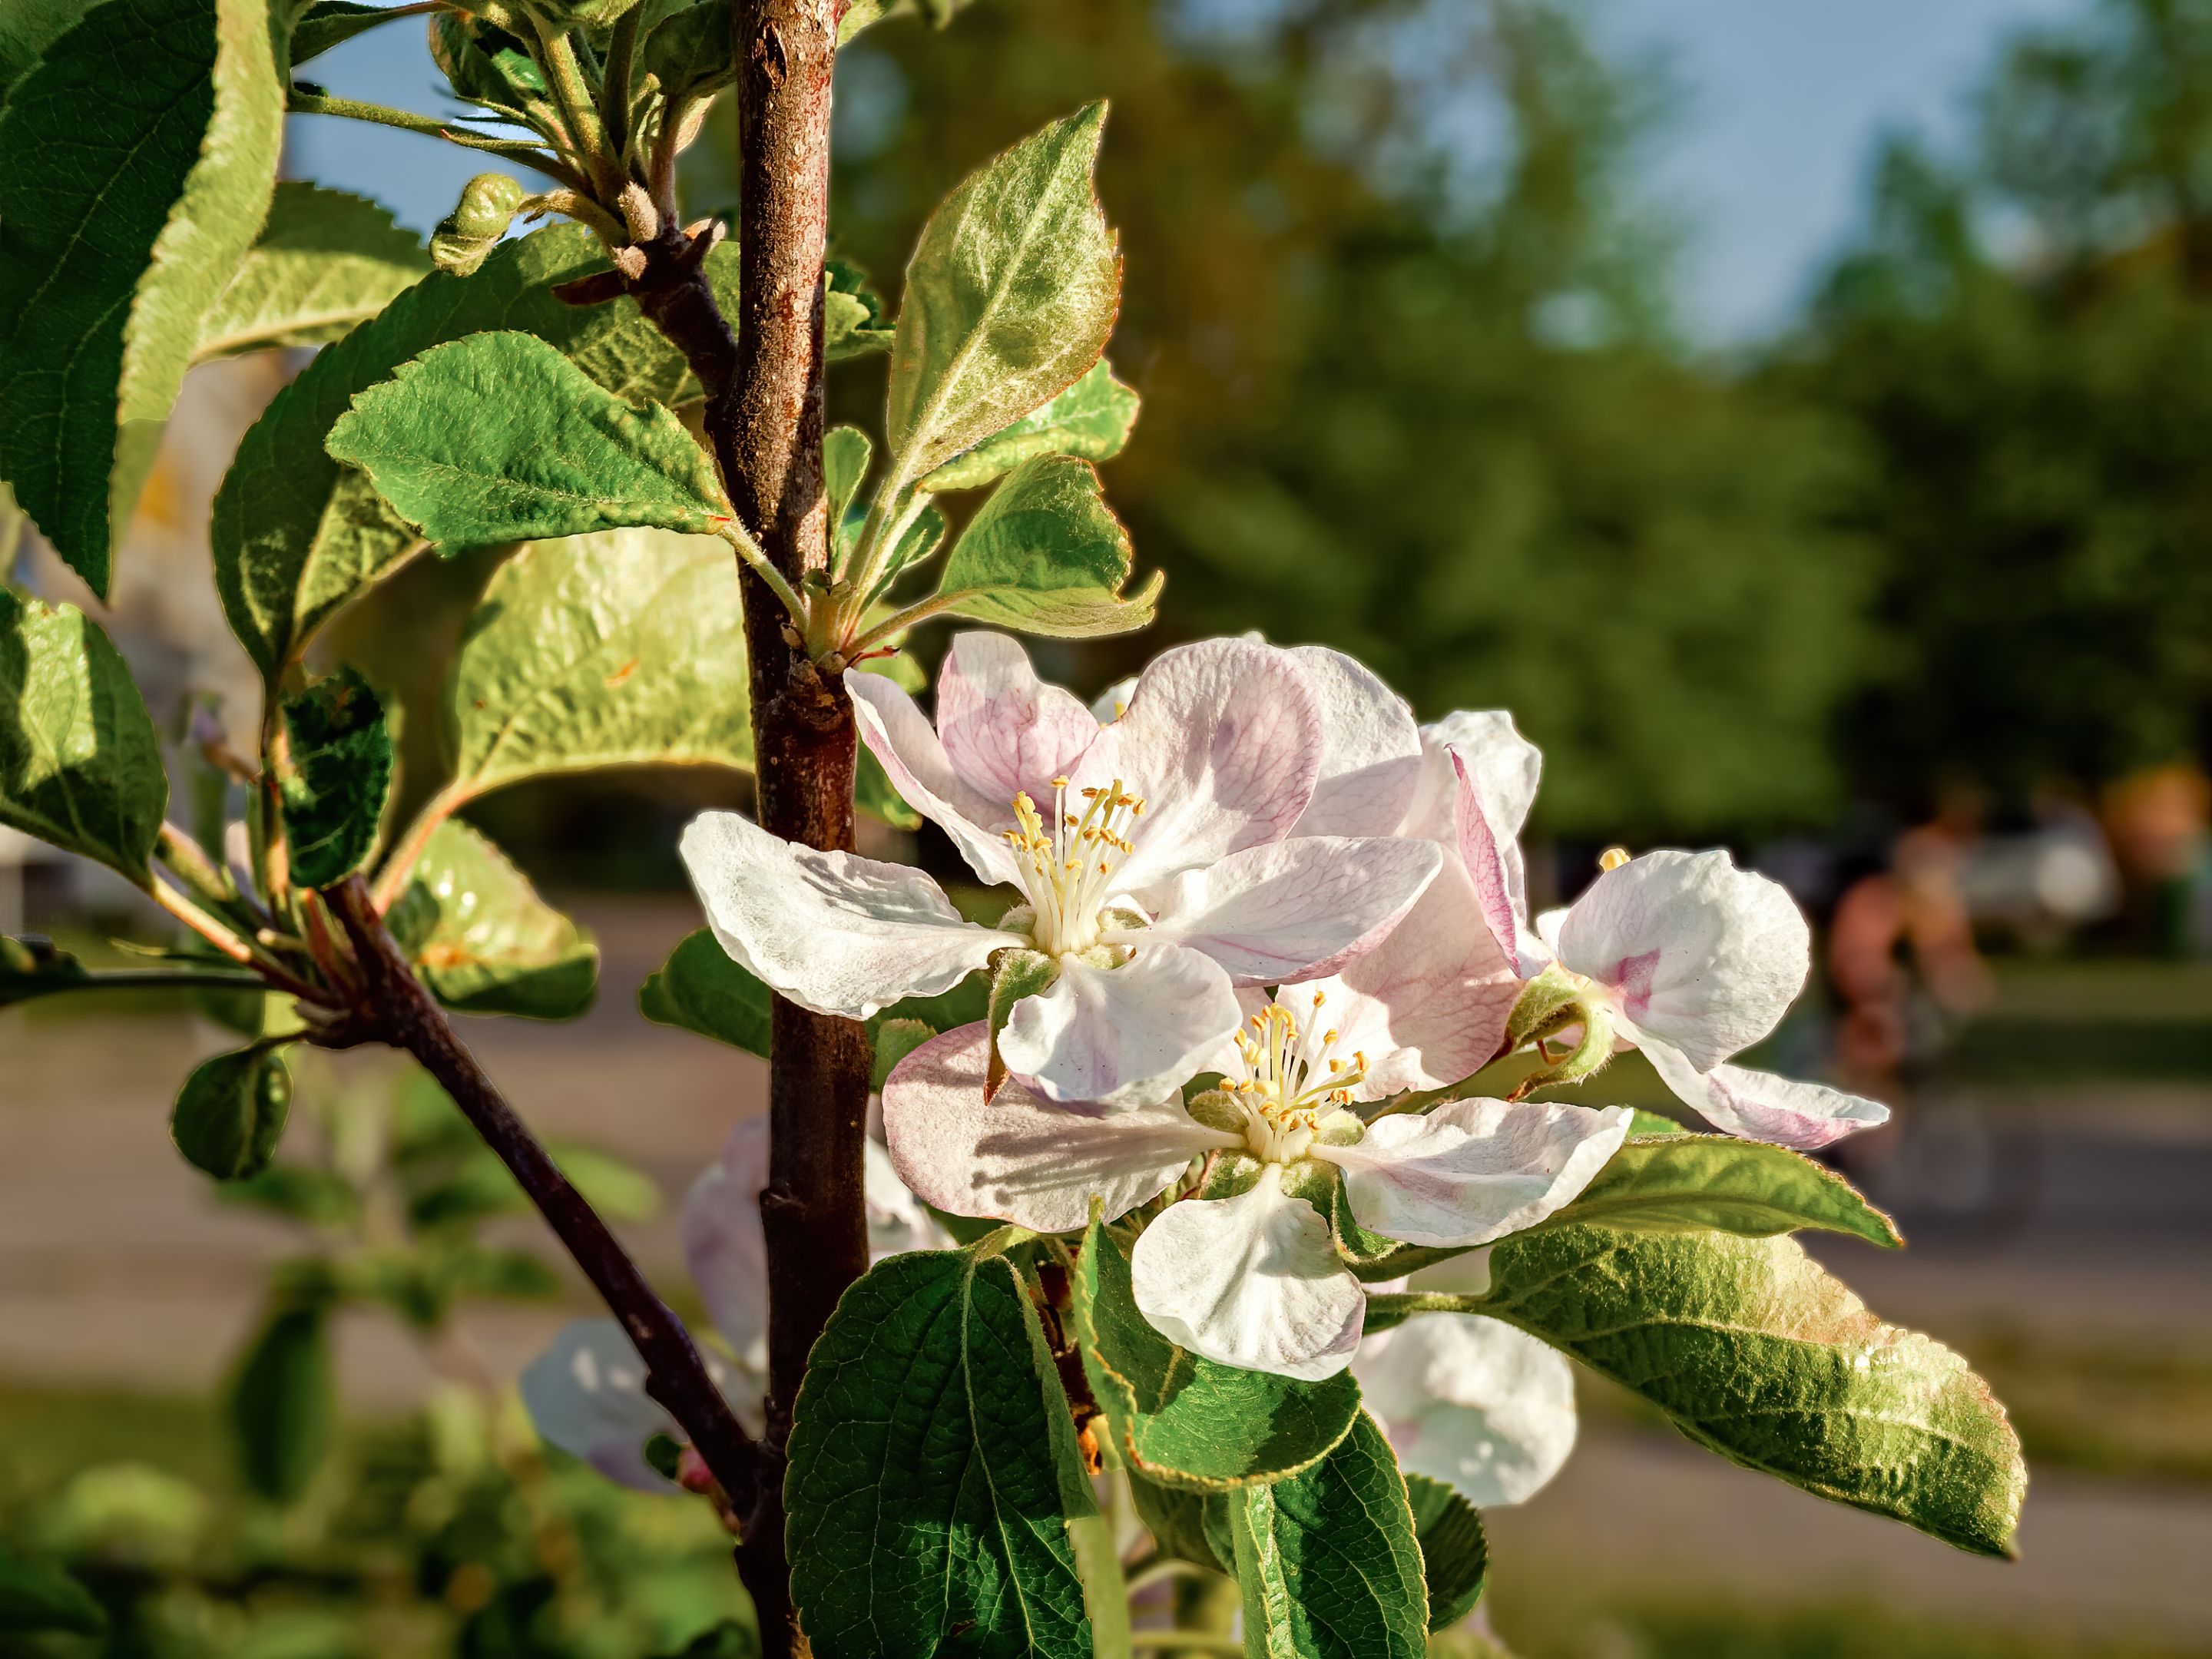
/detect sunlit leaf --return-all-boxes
[922,359,1140,492]
[194,183,429,361]
[925,455,1160,637]
[278,667,392,889]
[387,820,598,1020]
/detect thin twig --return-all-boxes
[147,879,328,1005]
[286,90,584,188]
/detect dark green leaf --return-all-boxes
[1405,1474,1487,1631]
[1543,1133,1901,1248]
[0,588,167,880]
[0,0,282,592]
[387,820,598,1019]
[0,934,91,1006]
[230,1303,335,1504]
[278,667,392,889]
[0,1541,106,1635]
[922,359,1141,492]
[1071,1214,1361,1491]
[929,456,1161,638]
[786,1247,1094,1659]
[196,183,430,360]
[172,1045,293,1181]
[1227,1412,1429,1659]
[1124,1472,1230,1575]
[217,1164,360,1227]
[290,0,409,63]
[1475,1225,2026,1556]
[640,929,771,1055]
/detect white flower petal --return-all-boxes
[1090,674,1138,724]
[680,1120,768,1371]
[864,1136,957,1253]
[1433,711,1541,838]
[1641,1042,1891,1150]
[933,632,1104,814]
[1450,747,1539,976]
[1323,1098,1633,1247]
[1288,645,1423,838]
[1557,849,1810,1072]
[680,810,1017,1020]
[846,667,1025,886]
[1143,836,1442,986]
[882,1024,1233,1232]
[1088,637,1326,891]
[1355,1314,1576,1507]
[1130,1167,1365,1380]
[1000,944,1243,1108]
[519,1320,680,1491]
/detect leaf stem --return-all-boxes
[2,967,270,1004]
[286,90,584,189]
[840,588,965,659]
[371,783,469,915]
[528,16,618,196]
[147,879,328,1005]
[715,521,810,626]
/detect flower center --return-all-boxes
[1224,993,1366,1163]
[1002,777,1145,956]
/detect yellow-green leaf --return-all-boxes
[928,455,1160,638]
[194,183,429,361]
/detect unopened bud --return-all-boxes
[429,173,526,276]
[617,181,661,243]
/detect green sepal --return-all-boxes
[1541,1132,1902,1248]
[0,1541,107,1636]
[172,1043,294,1182]
[1405,1474,1488,1631]
[1325,1165,1479,1284]
[1501,961,1582,1051]
[985,945,1059,1094]
[278,667,393,889]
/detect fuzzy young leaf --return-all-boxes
[326,332,732,546]
[0,589,167,881]
[1072,1214,1360,1491]
[1476,1225,2027,1556]
[212,225,707,681]
[445,528,751,804]
[922,359,1140,492]
[1405,1474,1488,1631]
[1227,1411,1429,1659]
[0,1542,106,1636]
[1543,1133,1902,1248]
[386,820,598,1019]
[172,1045,293,1181]
[278,667,392,889]
[195,183,430,362]
[786,1248,1095,1659]
[230,1303,334,1504]
[928,456,1160,637]
[886,104,1121,488]
[642,0,734,108]
[0,0,281,593]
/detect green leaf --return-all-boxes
[642,0,734,109]
[886,103,1121,489]
[387,820,598,1019]
[194,183,430,361]
[230,1303,335,1504]
[1124,1472,1230,1575]
[826,256,895,361]
[1404,1475,1487,1631]
[922,359,1140,492]
[1071,1214,1361,1491]
[0,934,91,1006]
[786,1247,1094,1659]
[211,224,706,680]
[1227,1411,1429,1659]
[1542,1133,1902,1248]
[217,1164,360,1227]
[326,331,733,547]
[825,424,873,566]
[641,929,771,1054]
[1628,1108,1685,1135]
[0,0,283,593]
[444,528,751,806]
[172,1044,293,1181]
[928,456,1161,638]
[0,0,98,101]
[278,667,392,889]
[0,588,167,881]
[856,746,922,829]
[0,1541,106,1636]
[872,1017,935,1091]
[1475,1225,2027,1556]
[289,0,407,63]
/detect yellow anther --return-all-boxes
[1598,845,1631,873]
[1323,1028,1339,1044]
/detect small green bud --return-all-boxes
[431,173,528,276]
[1185,1088,1244,1136]
[1314,1108,1365,1146]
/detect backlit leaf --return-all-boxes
[1542,1133,1902,1248]
[194,183,429,360]
[278,667,392,889]
[927,455,1160,637]
[386,820,598,1020]
[922,359,1140,492]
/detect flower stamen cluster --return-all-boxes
[1223,994,1367,1161]
[1002,777,1145,955]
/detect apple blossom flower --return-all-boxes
[680,633,1443,1109]
[520,1120,947,1489]
[1354,1313,1578,1508]
[882,985,1631,1382]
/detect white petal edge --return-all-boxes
[1000,942,1243,1108]
[1289,645,1423,839]
[1450,746,1538,976]
[845,666,1025,886]
[1129,1167,1365,1381]
[519,1320,682,1492]
[1641,1041,1891,1150]
[680,810,1018,1020]
[1323,1098,1634,1247]
[1355,1313,1577,1507]
[680,1119,768,1370]
[865,1137,956,1254]
[882,1024,1233,1233]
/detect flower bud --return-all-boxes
[431,173,527,276]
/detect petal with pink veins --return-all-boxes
[1288,645,1423,838]
[1640,1040,1890,1149]
[1451,747,1541,975]
[999,942,1243,1108]
[1354,1313,1577,1507]
[680,810,1019,1021]
[1130,1167,1366,1380]
[1555,849,1810,1072]
[932,632,1103,811]
[846,667,1025,886]
[882,1025,1233,1233]
[1322,1098,1633,1247]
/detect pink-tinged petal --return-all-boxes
[999,943,1243,1108]
[1354,1314,1576,1507]
[1141,836,1442,986]
[1404,711,1541,845]
[882,1024,1232,1232]
[1288,645,1423,838]
[1130,1168,1365,1380]
[1450,747,1540,976]
[1313,863,1519,1098]
[1323,1098,1633,1247]
[680,1120,767,1370]
[934,632,1103,810]
[1557,849,1810,1072]
[864,1137,955,1254]
[680,810,1018,1020]
[846,667,1023,886]
[520,1320,760,1484]
[1641,1041,1891,1150]
[1088,637,1326,891]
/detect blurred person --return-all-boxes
[2104,763,2212,957]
